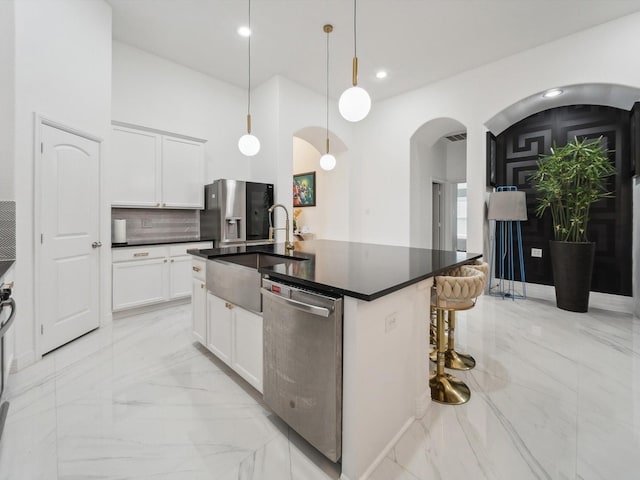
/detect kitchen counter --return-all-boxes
[189,239,481,301]
[112,239,210,248]
[189,239,484,479]
[0,260,15,280]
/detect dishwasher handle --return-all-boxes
[261,288,332,318]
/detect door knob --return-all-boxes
[91,241,102,248]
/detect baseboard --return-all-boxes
[415,388,431,419]
[358,417,415,480]
[4,353,14,381]
[524,282,634,314]
[12,349,36,372]
[112,297,191,320]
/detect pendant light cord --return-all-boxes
[247,0,252,117]
[326,25,330,153]
[353,0,357,58]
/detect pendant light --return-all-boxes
[339,0,371,122]
[320,24,336,171]
[238,0,260,156]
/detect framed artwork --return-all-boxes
[293,172,316,207]
[486,131,497,187]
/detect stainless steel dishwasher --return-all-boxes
[261,278,343,462]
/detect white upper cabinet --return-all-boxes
[162,136,205,208]
[111,122,206,209]
[111,126,161,207]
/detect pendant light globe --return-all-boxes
[238,133,260,157]
[320,153,336,171]
[339,86,371,122]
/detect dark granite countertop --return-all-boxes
[0,260,15,280]
[188,239,481,301]
[112,239,212,248]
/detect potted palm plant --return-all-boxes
[529,136,615,312]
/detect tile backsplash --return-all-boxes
[111,208,200,244]
[0,201,16,260]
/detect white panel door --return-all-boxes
[161,136,204,208]
[40,124,100,354]
[169,255,192,299]
[206,293,232,366]
[111,126,161,207]
[232,307,263,392]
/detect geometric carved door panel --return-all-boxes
[495,105,632,295]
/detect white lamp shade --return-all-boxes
[319,153,336,171]
[238,134,260,156]
[339,86,371,122]
[488,191,528,221]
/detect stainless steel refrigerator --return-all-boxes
[200,179,274,247]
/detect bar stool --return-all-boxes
[429,260,489,369]
[430,266,485,405]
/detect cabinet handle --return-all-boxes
[200,283,204,289]
[133,252,149,257]
[162,203,166,207]
[156,202,160,207]
[164,259,168,263]
[192,266,201,272]
[225,302,234,309]
[170,259,174,263]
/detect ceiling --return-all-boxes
[107,0,640,102]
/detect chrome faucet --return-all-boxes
[268,204,294,251]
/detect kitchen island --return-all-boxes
[190,239,481,480]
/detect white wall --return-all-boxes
[353,11,640,259]
[0,1,14,201]
[446,140,466,183]
[112,41,250,183]
[253,76,353,243]
[13,0,112,368]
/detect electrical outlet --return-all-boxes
[142,218,152,228]
[385,313,398,333]
[531,248,543,258]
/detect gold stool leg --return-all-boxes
[429,308,470,405]
[443,310,476,371]
[429,304,438,361]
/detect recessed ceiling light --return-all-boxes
[543,88,563,98]
[237,26,251,37]
[375,70,388,79]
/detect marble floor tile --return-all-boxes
[0,296,638,480]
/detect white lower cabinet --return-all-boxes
[232,306,263,392]
[192,277,263,392]
[113,257,167,310]
[169,255,192,299]
[192,277,206,345]
[112,242,212,312]
[206,293,233,365]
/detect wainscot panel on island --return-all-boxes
[189,239,481,480]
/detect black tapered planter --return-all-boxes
[549,241,596,312]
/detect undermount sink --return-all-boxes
[206,253,306,313]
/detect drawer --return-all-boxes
[169,241,213,257]
[112,245,168,262]
[192,258,206,281]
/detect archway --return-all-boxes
[409,117,468,249]
[292,126,348,240]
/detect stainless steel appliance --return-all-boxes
[261,278,343,462]
[200,179,274,247]
[0,284,16,441]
